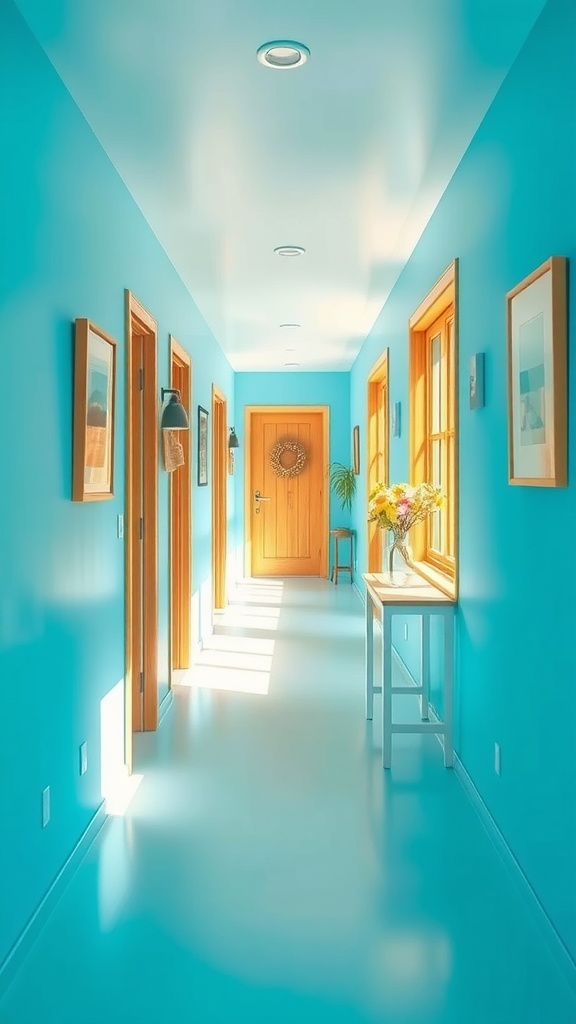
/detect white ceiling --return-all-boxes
[15,0,546,371]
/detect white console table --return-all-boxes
[363,572,456,769]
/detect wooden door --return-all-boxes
[125,292,158,749]
[169,337,192,676]
[212,386,227,609]
[247,406,328,577]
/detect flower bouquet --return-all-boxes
[367,482,444,584]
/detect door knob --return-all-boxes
[254,490,271,501]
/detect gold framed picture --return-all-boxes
[72,318,117,501]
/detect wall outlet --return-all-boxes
[80,741,88,776]
[404,623,408,641]
[117,514,124,539]
[494,743,501,776]
[42,786,50,828]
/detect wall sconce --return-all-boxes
[160,388,189,430]
[228,427,239,474]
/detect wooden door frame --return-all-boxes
[169,337,192,678]
[244,405,330,578]
[125,291,158,761]
[367,350,389,572]
[212,385,227,609]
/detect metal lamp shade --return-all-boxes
[229,428,239,449]
[161,394,189,430]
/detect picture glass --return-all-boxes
[509,271,554,480]
[84,329,114,494]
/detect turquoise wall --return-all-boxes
[351,0,576,957]
[0,0,233,966]
[233,374,351,576]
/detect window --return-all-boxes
[409,262,458,594]
[367,350,389,572]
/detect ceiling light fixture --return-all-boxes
[257,40,310,70]
[279,323,301,330]
[274,245,306,257]
[284,362,300,368]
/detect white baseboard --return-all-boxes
[454,756,576,997]
[0,802,107,996]
[391,648,576,996]
[159,687,174,722]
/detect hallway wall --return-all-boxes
[0,0,233,967]
[233,373,351,578]
[351,0,576,959]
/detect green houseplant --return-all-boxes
[329,462,356,515]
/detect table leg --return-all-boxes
[421,613,430,720]
[382,608,392,769]
[365,593,374,720]
[443,610,454,768]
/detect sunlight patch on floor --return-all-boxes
[193,664,271,696]
[105,771,143,816]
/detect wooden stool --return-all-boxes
[330,529,354,584]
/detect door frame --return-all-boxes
[367,350,389,573]
[244,405,330,578]
[125,291,158,761]
[212,385,228,609]
[169,337,192,679]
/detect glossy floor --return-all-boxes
[1,579,575,1024]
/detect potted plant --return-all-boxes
[329,462,356,517]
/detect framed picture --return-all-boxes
[352,425,360,475]
[506,256,567,487]
[72,318,116,501]
[197,405,209,486]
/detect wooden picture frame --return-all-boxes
[72,318,116,501]
[352,424,360,475]
[506,256,567,487]
[198,405,209,486]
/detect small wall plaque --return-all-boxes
[469,353,485,410]
[391,401,401,437]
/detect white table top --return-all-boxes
[363,572,456,607]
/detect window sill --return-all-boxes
[411,561,457,600]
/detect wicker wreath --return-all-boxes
[269,437,307,478]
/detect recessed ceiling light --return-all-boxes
[274,246,306,257]
[284,362,300,368]
[257,41,310,70]
[279,323,301,330]
[285,348,296,353]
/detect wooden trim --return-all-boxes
[409,261,456,329]
[72,319,117,502]
[367,349,389,572]
[125,291,159,744]
[506,256,567,487]
[212,385,227,609]
[408,261,459,597]
[169,337,192,673]
[244,405,329,578]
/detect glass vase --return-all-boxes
[383,529,414,587]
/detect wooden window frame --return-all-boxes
[409,262,459,598]
[367,350,389,573]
